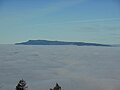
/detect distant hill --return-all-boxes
[15,40,112,47]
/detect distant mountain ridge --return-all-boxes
[15,40,112,46]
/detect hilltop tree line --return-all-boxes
[16,79,61,90]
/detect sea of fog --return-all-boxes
[0,45,120,90]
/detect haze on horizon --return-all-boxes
[0,0,120,44]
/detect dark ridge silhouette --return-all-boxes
[15,40,112,47]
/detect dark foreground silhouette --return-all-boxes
[16,79,28,90]
[16,79,61,90]
[50,83,61,90]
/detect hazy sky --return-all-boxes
[0,0,120,44]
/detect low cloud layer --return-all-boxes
[0,45,120,90]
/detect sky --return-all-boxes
[0,0,120,44]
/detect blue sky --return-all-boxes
[0,0,120,44]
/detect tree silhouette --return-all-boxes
[50,83,61,90]
[16,79,28,90]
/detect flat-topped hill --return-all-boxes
[15,40,111,46]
